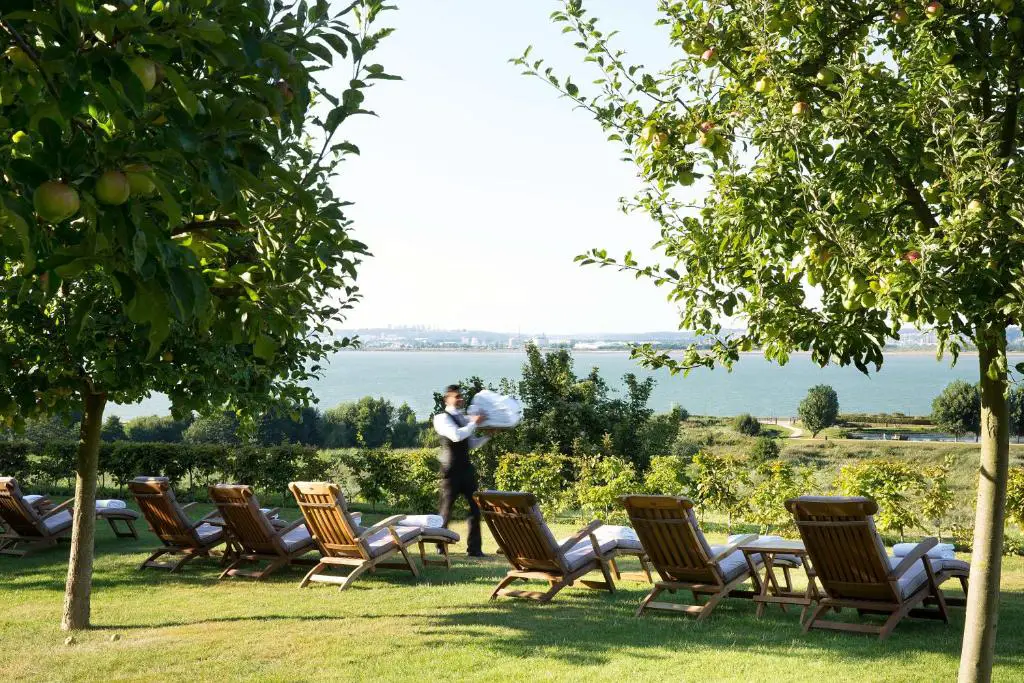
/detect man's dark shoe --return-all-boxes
[435,543,445,554]
[467,550,489,558]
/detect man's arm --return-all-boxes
[432,412,480,442]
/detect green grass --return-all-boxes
[3,507,1024,681]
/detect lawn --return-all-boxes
[3,506,1024,682]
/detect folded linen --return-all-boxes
[24,494,45,504]
[95,499,127,509]
[467,390,523,429]
[892,542,955,559]
[397,514,444,529]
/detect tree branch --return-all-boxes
[170,219,242,236]
[999,46,1021,159]
[0,18,61,101]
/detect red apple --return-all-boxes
[792,101,810,116]
[892,8,910,23]
[904,250,921,262]
[33,181,80,222]
[701,48,717,65]
[925,2,943,19]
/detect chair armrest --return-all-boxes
[356,515,407,542]
[889,537,938,579]
[191,510,221,528]
[41,499,74,518]
[275,518,304,536]
[181,502,199,511]
[264,507,281,519]
[709,533,758,564]
[558,519,603,555]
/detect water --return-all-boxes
[109,350,1012,420]
[848,431,976,443]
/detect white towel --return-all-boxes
[467,390,523,429]
[95,499,127,509]
[398,514,444,529]
[24,494,45,504]
[892,542,955,559]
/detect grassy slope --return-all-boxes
[2,508,1024,682]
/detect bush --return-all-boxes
[21,415,80,443]
[641,406,689,456]
[573,456,637,524]
[393,449,441,513]
[390,403,423,448]
[322,397,395,448]
[643,455,691,496]
[124,415,192,443]
[0,442,32,481]
[101,416,126,442]
[931,380,981,441]
[732,413,761,436]
[747,460,814,534]
[494,452,575,517]
[798,385,839,437]
[183,412,240,445]
[339,448,405,510]
[921,456,955,538]
[834,458,924,540]
[1008,467,1024,529]
[691,451,749,532]
[749,436,781,464]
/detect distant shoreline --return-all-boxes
[345,347,1024,358]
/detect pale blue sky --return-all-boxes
[334,1,688,335]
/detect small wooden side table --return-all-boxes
[739,538,820,622]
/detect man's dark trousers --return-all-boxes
[439,467,482,554]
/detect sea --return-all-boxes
[108,350,1016,421]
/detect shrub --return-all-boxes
[339,448,405,510]
[732,413,761,436]
[691,451,749,532]
[0,442,32,482]
[124,415,192,443]
[322,397,395,448]
[798,385,839,437]
[1008,467,1024,529]
[921,456,956,539]
[573,456,638,524]
[393,449,441,513]
[643,455,691,496]
[22,415,80,443]
[749,436,781,464]
[834,458,924,540]
[641,406,689,456]
[101,416,126,442]
[390,403,422,448]
[183,412,240,445]
[494,452,575,516]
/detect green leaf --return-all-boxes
[161,65,199,117]
[254,335,278,361]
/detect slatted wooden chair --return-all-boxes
[0,477,74,557]
[475,490,616,603]
[289,481,420,590]
[620,495,760,620]
[209,484,319,580]
[785,495,957,639]
[130,476,228,571]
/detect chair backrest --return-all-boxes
[209,484,283,556]
[620,495,721,585]
[0,477,45,538]
[475,491,564,572]
[289,482,365,558]
[785,496,898,602]
[129,477,202,547]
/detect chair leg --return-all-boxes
[490,574,519,600]
[338,562,373,591]
[538,579,566,603]
[418,540,427,566]
[636,585,664,617]
[639,557,653,583]
[397,544,419,578]
[803,602,830,633]
[609,558,622,580]
[598,559,616,594]
[299,562,327,588]
[219,557,247,580]
[139,548,170,571]
[696,589,728,621]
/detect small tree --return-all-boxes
[643,455,692,496]
[835,459,925,540]
[798,385,840,438]
[391,403,421,448]
[749,436,781,465]
[1008,387,1024,444]
[1007,468,1024,530]
[691,451,748,532]
[100,416,125,443]
[182,412,240,446]
[494,452,575,517]
[932,380,981,442]
[921,456,956,540]
[748,460,814,535]
[573,455,638,524]
[731,413,761,437]
[124,415,191,443]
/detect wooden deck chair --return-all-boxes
[289,481,420,590]
[130,476,227,571]
[785,496,955,639]
[475,490,616,603]
[620,495,759,620]
[210,484,318,580]
[0,477,74,557]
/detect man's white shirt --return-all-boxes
[433,406,489,449]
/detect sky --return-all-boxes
[330,1,688,335]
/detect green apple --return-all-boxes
[1009,17,1023,33]
[935,45,956,65]
[815,68,836,86]
[842,296,861,311]
[34,181,80,222]
[967,199,984,214]
[124,164,156,196]
[96,171,131,205]
[699,130,717,147]
[127,57,157,92]
[754,77,771,93]
[792,100,810,116]
[683,39,705,55]
[5,46,35,71]
[859,291,877,308]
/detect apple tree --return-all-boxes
[519,1,1023,678]
[0,0,396,630]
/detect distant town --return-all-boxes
[337,326,1024,352]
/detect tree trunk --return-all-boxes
[958,328,1010,682]
[61,390,107,631]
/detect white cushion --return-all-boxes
[561,538,604,572]
[95,499,127,509]
[350,511,362,526]
[195,523,224,543]
[365,526,419,558]
[709,544,762,582]
[417,527,461,542]
[594,525,642,551]
[892,542,955,560]
[23,494,44,505]
[43,510,73,534]
[399,514,444,528]
[281,524,314,552]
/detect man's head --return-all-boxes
[444,384,463,409]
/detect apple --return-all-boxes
[5,46,35,71]
[96,171,131,205]
[892,8,910,24]
[935,45,956,65]
[698,130,717,147]
[276,80,294,104]
[684,127,697,144]
[904,249,921,262]
[753,77,771,93]
[683,39,705,55]
[800,5,819,20]
[11,130,28,145]
[701,48,718,65]
[127,57,157,91]
[821,142,834,156]
[815,68,836,86]
[33,181,80,222]
[700,121,716,133]
[842,296,861,311]
[792,100,810,116]
[859,291,877,308]
[124,164,156,196]
[651,131,668,148]
[161,351,174,362]
[967,199,984,214]
[925,2,943,19]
